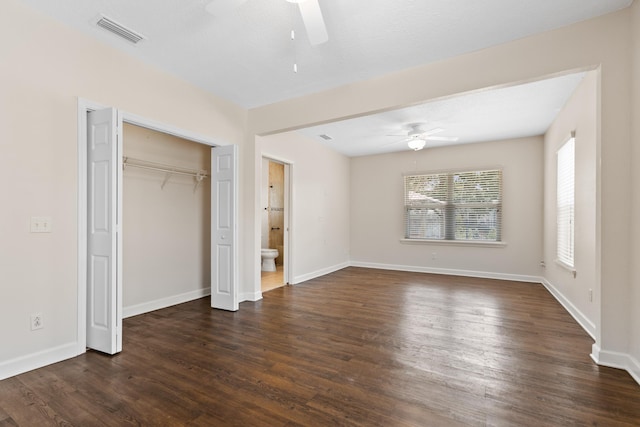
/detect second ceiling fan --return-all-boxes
[205,0,329,46]
[389,124,460,151]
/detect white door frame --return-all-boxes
[76,98,232,354]
[261,155,294,287]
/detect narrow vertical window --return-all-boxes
[557,134,575,268]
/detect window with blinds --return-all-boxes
[557,135,575,267]
[404,169,502,242]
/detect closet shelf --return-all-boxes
[123,156,209,192]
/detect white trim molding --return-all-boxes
[400,239,507,248]
[540,278,596,339]
[0,342,78,381]
[123,288,211,319]
[292,262,351,284]
[591,344,640,387]
[240,291,263,302]
[349,261,541,284]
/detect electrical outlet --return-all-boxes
[589,289,593,302]
[432,252,437,260]
[30,313,43,331]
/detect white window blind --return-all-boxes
[557,135,575,267]
[404,169,502,242]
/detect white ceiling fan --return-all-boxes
[389,124,460,151]
[205,0,328,46]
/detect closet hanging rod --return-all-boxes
[123,156,208,179]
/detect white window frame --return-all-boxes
[556,132,575,269]
[402,168,503,244]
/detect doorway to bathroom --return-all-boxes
[261,157,291,292]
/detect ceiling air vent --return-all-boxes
[318,134,333,141]
[95,15,146,45]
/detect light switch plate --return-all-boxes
[30,216,52,233]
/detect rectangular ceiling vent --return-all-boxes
[95,15,146,45]
[318,134,333,141]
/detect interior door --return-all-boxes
[86,107,122,354]
[211,144,238,311]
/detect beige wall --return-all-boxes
[350,137,543,279]
[0,0,244,376]
[248,8,635,372]
[543,72,598,337]
[259,133,350,283]
[122,124,211,316]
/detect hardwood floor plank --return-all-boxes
[1,267,640,426]
[13,369,109,426]
[0,378,73,426]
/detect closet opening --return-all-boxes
[78,100,238,356]
[121,123,211,318]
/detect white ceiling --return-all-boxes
[19,0,629,156]
[297,71,587,157]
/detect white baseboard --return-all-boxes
[349,261,542,284]
[631,356,640,386]
[629,355,640,386]
[292,261,350,284]
[540,278,596,340]
[591,344,640,387]
[0,342,78,381]
[123,287,210,318]
[240,291,262,302]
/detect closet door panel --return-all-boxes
[211,144,238,311]
[87,107,122,354]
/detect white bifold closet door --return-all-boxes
[86,107,123,354]
[85,109,238,356]
[210,144,238,311]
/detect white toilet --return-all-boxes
[261,248,279,272]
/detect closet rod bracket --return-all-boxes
[193,171,206,193]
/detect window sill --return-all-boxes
[400,239,507,248]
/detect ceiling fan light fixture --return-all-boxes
[408,139,426,151]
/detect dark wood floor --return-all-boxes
[2,267,640,426]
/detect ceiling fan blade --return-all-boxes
[297,0,328,46]
[205,0,248,16]
[382,138,411,146]
[420,127,444,137]
[424,136,460,142]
